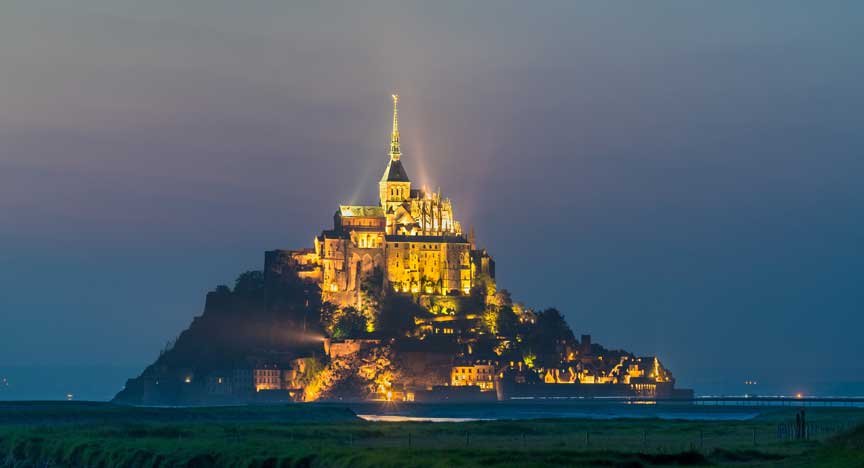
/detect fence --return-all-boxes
[776,422,852,442]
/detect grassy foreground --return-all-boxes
[0,402,862,467]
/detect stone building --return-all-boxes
[451,362,497,391]
[278,95,494,307]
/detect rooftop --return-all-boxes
[339,205,385,217]
[380,158,410,183]
[385,234,469,244]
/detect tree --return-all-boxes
[522,349,537,368]
[472,272,497,297]
[234,270,265,294]
[525,308,575,368]
[296,356,325,388]
[319,302,339,335]
[377,294,421,336]
[496,305,519,338]
[533,308,575,341]
[487,288,512,308]
[481,307,499,334]
[360,267,384,303]
[360,266,384,330]
[332,307,367,339]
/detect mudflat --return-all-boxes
[0,402,861,467]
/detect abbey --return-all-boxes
[115,95,693,405]
[302,95,494,306]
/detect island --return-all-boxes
[114,96,693,405]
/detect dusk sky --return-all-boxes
[2,1,863,397]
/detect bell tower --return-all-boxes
[379,94,411,210]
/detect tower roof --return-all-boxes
[381,93,410,183]
[381,158,410,182]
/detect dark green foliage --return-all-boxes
[472,272,496,297]
[295,357,326,388]
[525,308,575,368]
[360,266,384,310]
[332,307,367,339]
[234,270,265,294]
[496,306,519,338]
[377,294,423,336]
[533,308,575,342]
[319,301,339,331]
[490,289,512,307]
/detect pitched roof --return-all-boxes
[385,234,469,244]
[380,158,410,182]
[338,205,385,217]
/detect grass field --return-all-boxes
[0,402,862,467]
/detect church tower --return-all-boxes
[379,94,411,211]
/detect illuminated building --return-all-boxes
[283,95,494,306]
[451,363,496,391]
[113,95,692,405]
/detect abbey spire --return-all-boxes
[379,94,411,209]
[389,94,401,160]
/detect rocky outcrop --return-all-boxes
[113,265,324,405]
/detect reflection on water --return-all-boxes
[357,415,491,422]
[342,402,761,422]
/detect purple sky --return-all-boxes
[2,1,863,395]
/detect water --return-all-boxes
[343,401,761,422]
[0,365,139,401]
[358,415,492,422]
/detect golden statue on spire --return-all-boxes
[390,93,401,160]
